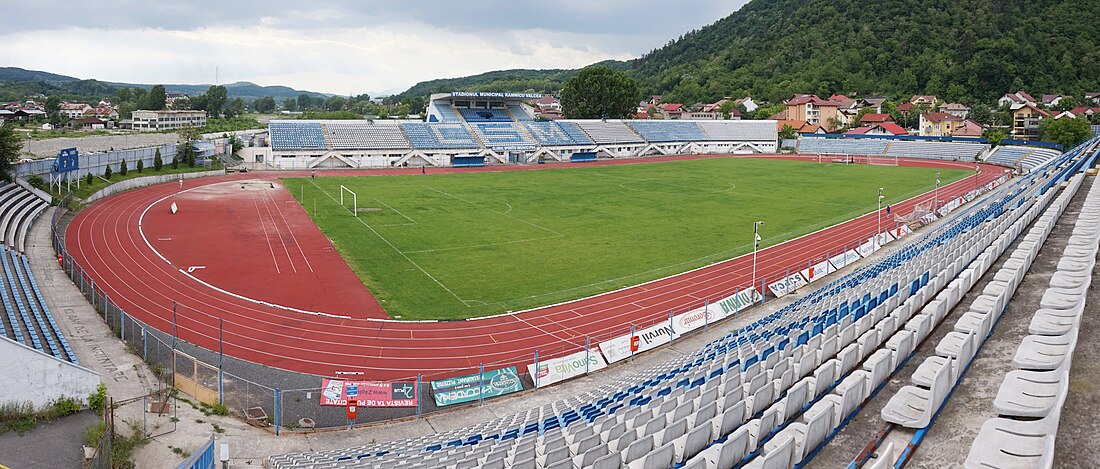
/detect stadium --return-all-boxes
[4,74,1098,468]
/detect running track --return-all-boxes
[65,155,1008,381]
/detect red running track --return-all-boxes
[65,155,1008,380]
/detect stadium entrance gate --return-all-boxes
[174,349,221,406]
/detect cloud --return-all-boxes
[0,1,749,94]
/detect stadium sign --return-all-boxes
[492,145,536,152]
[55,148,79,173]
[528,349,607,388]
[707,288,761,318]
[319,379,418,407]
[801,260,834,284]
[430,366,523,406]
[768,273,809,298]
[451,91,543,99]
[828,251,862,271]
[599,321,675,364]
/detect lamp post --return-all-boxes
[877,187,885,243]
[935,172,941,212]
[752,221,765,293]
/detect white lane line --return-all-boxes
[250,191,282,274]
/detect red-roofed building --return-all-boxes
[999,91,1037,108]
[784,94,841,131]
[876,122,908,136]
[859,113,894,125]
[1012,103,1051,140]
[919,112,964,137]
[660,103,685,119]
[951,119,985,137]
[1054,107,1099,120]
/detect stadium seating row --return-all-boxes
[0,182,49,252]
[0,246,79,365]
[267,138,1085,469]
[986,145,1063,172]
[326,122,410,150]
[963,171,1097,469]
[797,138,988,162]
[460,108,514,123]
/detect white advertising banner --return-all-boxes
[801,260,834,284]
[599,320,674,364]
[828,250,862,271]
[528,349,608,388]
[768,273,809,298]
[857,239,878,258]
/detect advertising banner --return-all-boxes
[768,272,809,298]
[801,260,834,284]
[528,349,608,388]
[828,251,862,271]
[320,379,418,407]
[599,288,760,364]
[430,366,523,406]
[857,239,878,258]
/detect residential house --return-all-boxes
[910,95,937,106]
[776,119,826,135]
[72,117,108,130]
[1011,104,1051,140]
[784,94,841,131]
[1041,95,1066,108]
[938,103,970,119]
[844,122,907,136]
[700,98,744,119]
[659,103,686,119]
[951,120,985,137]
[999,91,1037,109]
[859,113,894,126]
[830,94,874,127]
[1085,93,1100,106]
[59,103,93,119]
[919,112,964,137]
[864,97,887,113]
[734,97,758,113]
[1054,107,1099,120]
[88,107,120,120]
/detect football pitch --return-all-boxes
[283,158,967,320]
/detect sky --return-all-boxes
[1,1,749,96]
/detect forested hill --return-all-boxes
[394,0,1100,105]
[632,0,1100,104]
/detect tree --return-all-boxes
[145,85,167,110]
[1053,96,1077,113]
[45,96,62,126]
[969,103,993,126]
[0,125,19,181]
[227,135,243,154]
[778,124,798,140]
[119,158,128,176]
[282,98,297,112]
[196,85,228,118]
[153,148,163,171]
[136,158,144,173]
[253,96,276,114]
[826,116,843,132]
[85,172,93,185]
[171,149,179,169]
[172,97,192,111]
[104,164,112,179]
[225,98,245,118]
[718,100,738,120]
[1039,117,1091,149]
[297,93,314,111]
[560,66,639,119]
[325,96,347,112]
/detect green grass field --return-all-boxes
[283,158,967,320]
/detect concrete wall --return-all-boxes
[0,336,100,410]
[84,169,227,204]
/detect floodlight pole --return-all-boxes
[877,188,885,242]
[752,221,764,294]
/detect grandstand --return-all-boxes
[260,92,780,169]
[267,135,1096,468]
[986,145,1063,172]
[797,136,988,161]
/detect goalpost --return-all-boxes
[339,185,358,217]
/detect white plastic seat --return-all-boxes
[743,432,795,469]
[963,391,1066,469]
[1013,329,1079,371]
[993,368,1069,419]
[863,348,895,390]
[881,359,952,429]
[1029,308,1082,336]
[672,421,711,463]
[693,425,749,469]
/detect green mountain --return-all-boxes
[388,60,629,102]
[0,67,329,102]
[394,0,1100,105]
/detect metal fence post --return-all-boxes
[668,311,674,343]
[416,374,422,418]
[120,310,125,342]
[142,327,147,358]
[478,363,484,405]
[704,299,709,332]
[533,350,539,389]
[103,294,108,323]
[274,388,281,436]
[585,337,590,374]
[630,324,636,360]
[218,318,224,406]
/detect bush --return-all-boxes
[136,159,144,173]
[104,165,112,179]
[171,155,179,169]
[154,149,163,171]
[85,172,93,185]
[27,174,47,192]
[119,159,128,176]
[88,383,107,415]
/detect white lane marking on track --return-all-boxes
[249,190,281,274]
[266,188,314,273]
[135,182,352,319]
[259,188,298,273]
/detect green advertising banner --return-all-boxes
[430,366,523,406]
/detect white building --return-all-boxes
[131,110,207,131]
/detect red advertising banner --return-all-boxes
[319,379,418,407]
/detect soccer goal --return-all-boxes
[339,185,358,217]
